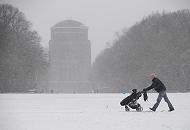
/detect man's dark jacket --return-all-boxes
[144,77,166,93]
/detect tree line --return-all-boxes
[0,4,48,93]
[1,4,190,93]
[91,10,190,93]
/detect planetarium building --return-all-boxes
[48,20,91,93]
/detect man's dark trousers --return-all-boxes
[152,91,174,111]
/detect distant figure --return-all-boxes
[143,73,174,112]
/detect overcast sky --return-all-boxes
[1,0,190,61]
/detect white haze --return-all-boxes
[1,0,190,61]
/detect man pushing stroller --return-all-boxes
[120,73,174,112]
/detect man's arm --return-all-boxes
[143,81,156,92]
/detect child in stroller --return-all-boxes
[120,89,145,112]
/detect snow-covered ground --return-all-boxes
[0,93,189,130]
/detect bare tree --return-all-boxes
[0,4,48,93]
[92,10,190,92]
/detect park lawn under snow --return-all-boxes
[0,93,189,130]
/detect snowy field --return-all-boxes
[0,93,190,130]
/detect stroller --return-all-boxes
[120,89,147,112]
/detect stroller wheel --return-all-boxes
[136,106,143,112]
[125,106,130,111]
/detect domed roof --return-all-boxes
[53,20,84,28]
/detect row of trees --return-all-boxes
[1,4,190,93]
[91,10,190,92]
[0,4,48,92]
